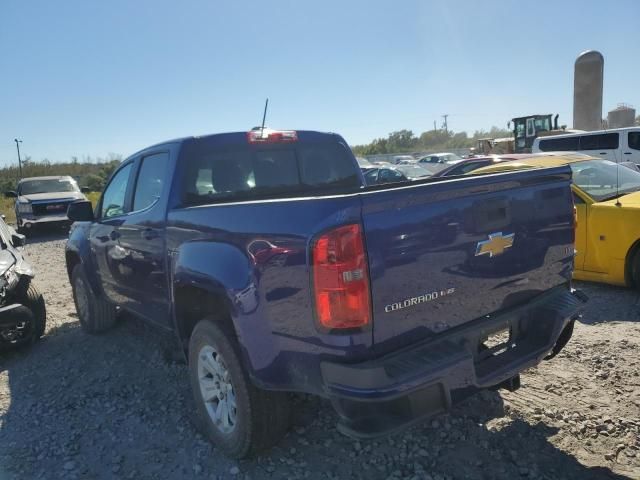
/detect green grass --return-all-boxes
[0,192,101,226]
[0,197,16,225]
[86,191,101,207]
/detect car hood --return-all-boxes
[595,190,640,207]
[18,192,86,203]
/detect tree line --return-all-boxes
[351,126,512,156]
[0,155,122,194]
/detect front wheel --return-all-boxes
[188,319,290,458]
[71,264,117,333]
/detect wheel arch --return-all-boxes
[624,238,640,287]
[173,283,238,357]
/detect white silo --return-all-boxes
[573,50,604,131]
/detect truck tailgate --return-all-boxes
[361,166,574,352]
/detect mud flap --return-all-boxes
[544,318,575,360]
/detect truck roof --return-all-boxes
[130,130,341,159]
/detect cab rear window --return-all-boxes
[180,142,360,205]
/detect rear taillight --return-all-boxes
[247,128,298,144]
[573,205,578,241]
[312,224,371,331]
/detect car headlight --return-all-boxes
[17,202,32,215]
[1,265,19,290]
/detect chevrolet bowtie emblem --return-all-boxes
[475,232,515,258]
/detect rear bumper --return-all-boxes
[321,285,587,438]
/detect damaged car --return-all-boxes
[0,215,46,350]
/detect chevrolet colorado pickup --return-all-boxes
[65,128,585,458]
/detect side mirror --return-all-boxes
[4,191,17,198]
[80,186,91,193]
[67,200,95,222]
[11,233,26,247]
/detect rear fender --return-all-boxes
[171,241,276,375]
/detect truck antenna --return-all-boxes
[260,98,269,134]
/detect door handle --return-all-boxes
[110,230,120,241]
[624,152,632,155]
[599,152,607,155]
[142,228,159,240]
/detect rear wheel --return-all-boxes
[188,319,290,458]
[71,264,117,333]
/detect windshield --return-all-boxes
[18,179,79,195]
[571,160,640,201]
[396,165,432,178]
[535,117,551,132]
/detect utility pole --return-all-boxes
[14,138,23,179]
[433,120,437,132]
[441,114,449,133]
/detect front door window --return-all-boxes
[101,164,132,219]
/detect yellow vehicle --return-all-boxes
[472,153,640,288]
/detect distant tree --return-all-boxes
[387,130,418,151]
[84,173,104,192]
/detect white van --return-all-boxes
[532,127,640,163]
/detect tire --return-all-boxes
[631,249,640,289]
[188,319,290,458]
[0,280,46,349]
[20,281,47,340]
[71,264,117,333]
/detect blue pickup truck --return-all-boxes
[65,128,585,458]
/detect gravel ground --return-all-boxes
[1,234,639,480]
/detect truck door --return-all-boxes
[89,162,135,307]
[115,151,171,328]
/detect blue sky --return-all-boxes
[1,0,638,166]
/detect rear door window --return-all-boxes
[538,136,579,152]
[579,133,619,150]
[628,132,640,151]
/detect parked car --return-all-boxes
[417,152,463,166]
[532,127,640,164]
[432,154,535,177]
[391,154,416,165]
[355,156,373,168]
[0,214,46,350]
[66,128,584,458]
[472,153,640,289]
[363,164,432,185]
[5,176,89,234]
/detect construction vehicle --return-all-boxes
[510,114,563,153]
